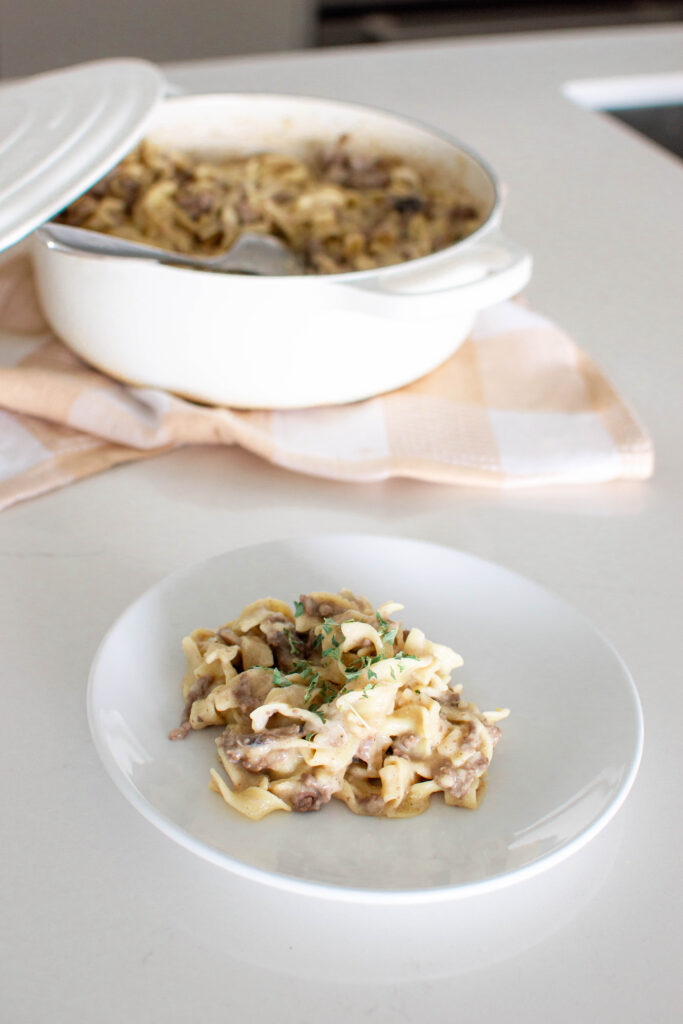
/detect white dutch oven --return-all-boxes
[29,89,531,408]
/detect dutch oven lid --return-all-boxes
[0,58,166,252]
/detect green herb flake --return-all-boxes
[294,600,304,618]
[304,673,321,703]
[286,629,304,654]
[272,667,292,688]
[307,703,326,722]
[304,732,315,742]
[383,627,398,645]
[359,653,382,669]
[321,681,338,704]
[322,636,342,662]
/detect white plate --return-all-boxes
[88,534,643,903]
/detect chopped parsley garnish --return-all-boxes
[302,674,335,707]
[262,603,421,718]
[304,674,321,703]
[362,653,382,667]
[376,612,399,645]
[286,629,304,654]
[304,732,315,742]
[320,680,337,704]
[322,636,342,661]
[272,667,292,687]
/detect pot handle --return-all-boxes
[334,231,532,320]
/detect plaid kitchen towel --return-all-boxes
[0,251,653,510]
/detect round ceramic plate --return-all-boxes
[88,534,643,903]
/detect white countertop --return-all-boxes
[2,25,682,1024]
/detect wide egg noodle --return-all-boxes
[209,769,291,821]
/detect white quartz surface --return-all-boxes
[2,26,682,1024]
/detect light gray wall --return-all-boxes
[0,0,316,78]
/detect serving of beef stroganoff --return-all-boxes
[170,590,508,820]
[57,136,482,274]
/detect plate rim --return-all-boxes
[87,532,644,904]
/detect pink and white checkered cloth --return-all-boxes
[0,250,653,510]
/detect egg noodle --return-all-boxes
[57,137,482,274]
[170,590,508,820]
